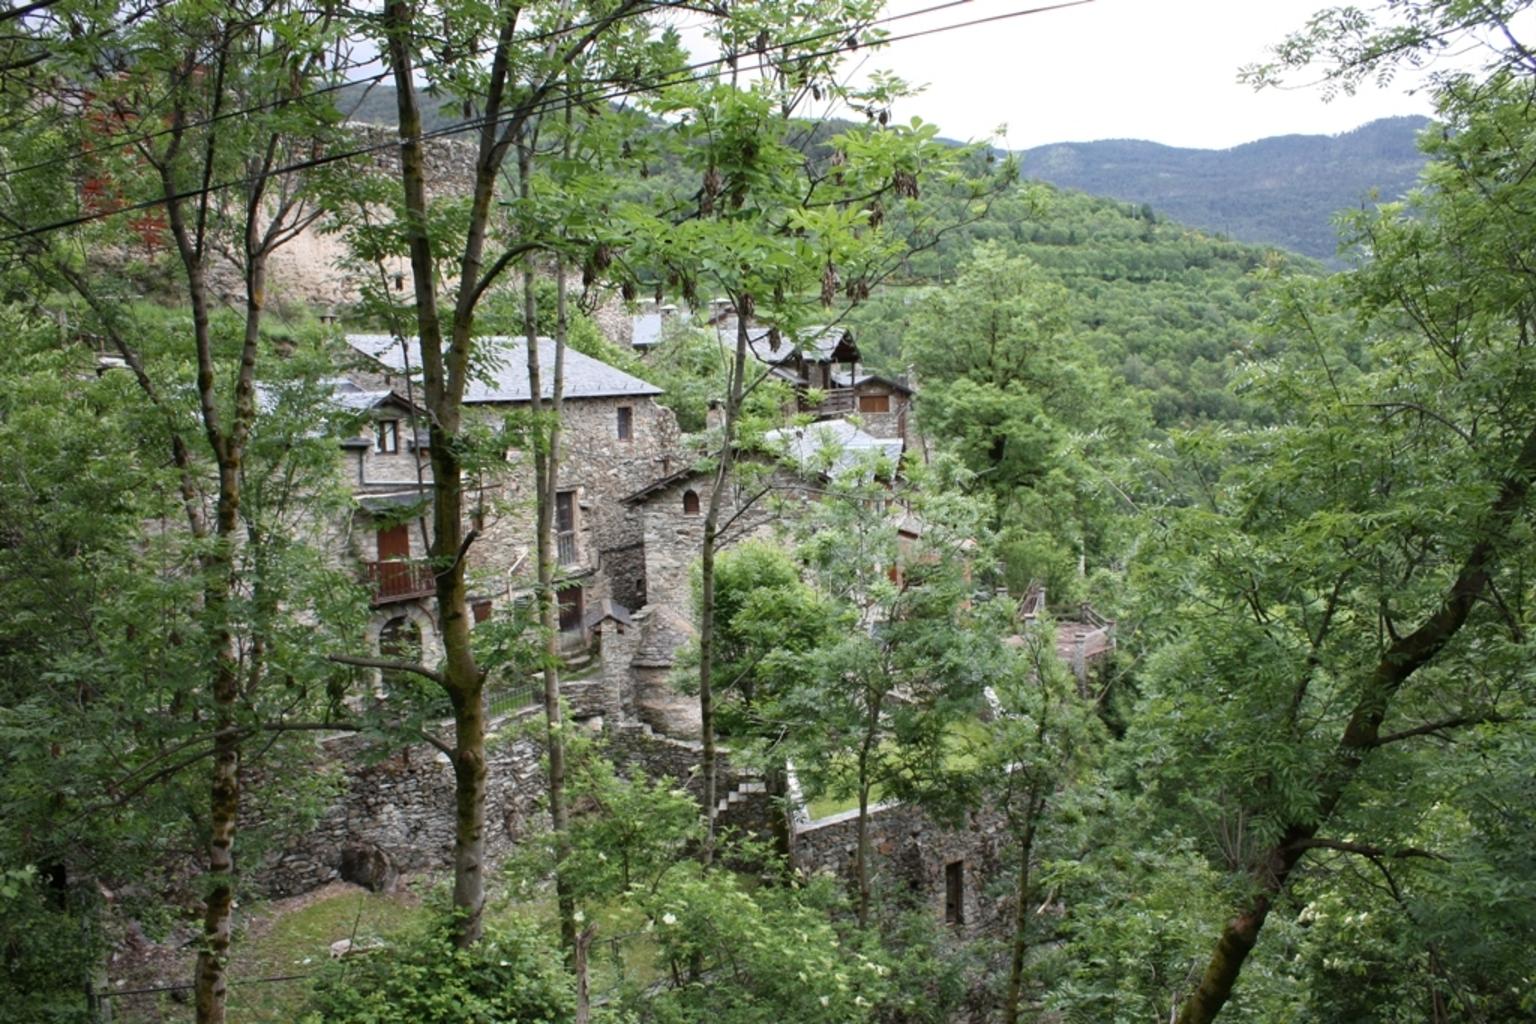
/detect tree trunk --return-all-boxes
[853,687,884,930]
[524,251,577,955]
[163,157,250,1023]
[697,309,751,864]
[383,0,487,946]
[1002,799,1041,1024]
[855,781,872,929]
[1173,860,1294,1024]
[448,681,487,937]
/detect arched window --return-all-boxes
[682,489,700,515]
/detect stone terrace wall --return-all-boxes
[251,719,546,897]
[251,706,771,897]
[792,802,1008,939]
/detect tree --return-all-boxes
[1127,78,1536,1022]
[776,457,1003,927]
[332,0,668,950]
[980,623,1102,1024]
[902,243,1147,600]
[0,5,358,1018]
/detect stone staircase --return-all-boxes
[716,778,767,815]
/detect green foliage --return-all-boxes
[631,871,889,1024]
[691,541,843,732]
[0,303,368,1008]
[896,242,1149,599]
[508,736,703,906]
[1088,70,1536,1023]
[301,912,574,1024]
[0,867,97,1024]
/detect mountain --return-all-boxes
[1016,117,1432,262]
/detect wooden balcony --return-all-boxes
[803,387,855,415]
[366,560,436,604]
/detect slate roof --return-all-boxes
[348,334,663,403]
[583,598,634,630]
[762,418,902,477]
[734,322,859,368]
[830,370,914,394]
[621,462,712,506]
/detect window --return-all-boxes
[472,600,492,624]
[557,585,584,633]
[556,490,577,566]
[858,393,890,414]
[682,489,700,515]
[944,861,965,925]
[617,405,633,441]
[375,419,400,454]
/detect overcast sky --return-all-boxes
[835,0,1453,150]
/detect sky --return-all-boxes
[825,0,1459,150]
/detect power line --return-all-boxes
[0,0,682,183]
[0,1,1090,247]
[0,0,1036,218]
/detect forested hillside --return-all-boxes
[854,184,1317,426]
[1018,116,1431,261]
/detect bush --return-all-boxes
[301,913,573,1024]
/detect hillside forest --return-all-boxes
[1,3,1534,1024]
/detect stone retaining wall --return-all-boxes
[251,705,772,897]
[792,802,1008,938]
[252,718,546,897]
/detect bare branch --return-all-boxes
[327,654,444,687]
[1367,712,1516,747]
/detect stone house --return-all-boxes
[339,334,684,665]
[716,318,921,453]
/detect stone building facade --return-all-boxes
[339,334,684,662]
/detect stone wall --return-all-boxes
[792,802,1008,939]
[251,687,767,897]
[252,718,546,897]
[454,394,681,602]
[633,466,806,618]
[845,381,918,454]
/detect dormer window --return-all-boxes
[375,419,400,454]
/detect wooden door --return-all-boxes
[375,523,412,597]
[377,523,410,561]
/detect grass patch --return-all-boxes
[137,883,658,1023]
[222,887,425,1024]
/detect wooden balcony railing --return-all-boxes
[366,560,436,604]
[804,387,855,415]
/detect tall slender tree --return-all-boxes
[0,5,356,1019]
